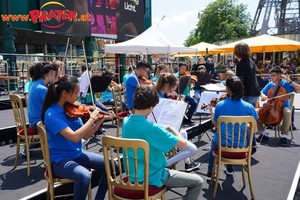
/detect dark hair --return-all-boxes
[154,64,166,75]
[225,76,244,100]
[32,62,60,81]
[136,60,152,71]
[269,66,283,74]
[28,65,35,78]
[133,85,159,110]
[234,42,252,59]
[155,73,178,92]
[41,76,79,123]
[178,63,187,69]
[102,69,114,76]
[81,64,87,72]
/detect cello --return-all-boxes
[257,80,289,126]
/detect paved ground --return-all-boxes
[0,93,299,199]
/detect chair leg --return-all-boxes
[116,120,120,137]
[212,162,221,198]
[210,157,217,185]
[46,182,51,200]
[241,165,246,187]
[25,140,31,176]
[49,183,54,200]
[247,163,255,200]
[161,194,166,200]
[87,182,92,200]
[14,138,21,168]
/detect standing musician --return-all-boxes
[122,85,203,199]
[155,73,200,172]
[256,66,300,146]
[234,42,261,107]
[125,60,152,110]
[174,63,198,124]
[41,76,116,200]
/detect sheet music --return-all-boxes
[147,98,187,131]
[196,91,226,114]
[200,83,226,92]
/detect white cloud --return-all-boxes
[153,10,199,28]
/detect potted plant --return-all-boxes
[295,66,300,81]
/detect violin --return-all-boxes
[200,93,229,109]
[183,71,198,83]
[64,101,109,118]
[258,82,289,126]
[138,76,153,85]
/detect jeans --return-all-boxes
[167,129,197,166]
[52,151,117,200]
[103,98,127,111]
[242,96,259,107]
[184,96,198,120]
[162,169,203,200]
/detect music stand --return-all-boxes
[194,72,211,91]
[196,90,226,141]
[88,76,112,93]
[177,76,190,94]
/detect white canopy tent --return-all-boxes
[104,26,197,54]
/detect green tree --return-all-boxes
[184,0,251,46]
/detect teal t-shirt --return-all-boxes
[122,114,178,187]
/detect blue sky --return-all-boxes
[152,0,259,45]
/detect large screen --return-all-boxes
[37,0,145,41]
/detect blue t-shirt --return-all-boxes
[101,88,113,102]
[44,103,83,163]
[28,79,47,127]
[125,73,139,109]
[213,98,258,147]
[261,79,294,108]
[24,80,33,94]
[122,114,178,187]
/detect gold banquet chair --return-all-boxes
[102,135,166,200]
[274,92,295,139]
[112,86,129,137]
[9,94,40,176]
[36,121,92,200]
[210,116,256,200]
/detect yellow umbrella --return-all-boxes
[172,42,224,57]
[214,34,300,52]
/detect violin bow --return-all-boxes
[214,60,223,69]
[61,37,70,76]
[82,40,96,107]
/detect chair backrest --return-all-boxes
[36,121,54,183]
[9,94,27,133]
[102,135,150,199]
[112,86,123,113]
[216,116,256,155]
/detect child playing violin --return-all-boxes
[41,75,116,200]
[155,73,200,172]
[174,63,198,123]
[125,60,152,110]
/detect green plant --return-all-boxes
[295,66,300,73]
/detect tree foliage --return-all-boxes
[184,0,251,46]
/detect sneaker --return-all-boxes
[225,166,234,176]
[185,161,200,172]
[21,148,27,157]
[256,134,269,142]
[279,137,287,146]
[292,124,298,131]
[206,172,213,181]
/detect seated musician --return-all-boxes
[194,65,206,102]
[207,76,258,180]
[122,85,203,199]
[125,60,153,110]
[155,73,200,172]
[174,63,198,123]
[41,75,116,200]
[101,70,127,111]
[152,64,167,83]
[256,66,300,146]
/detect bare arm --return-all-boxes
[165,126,187,148]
